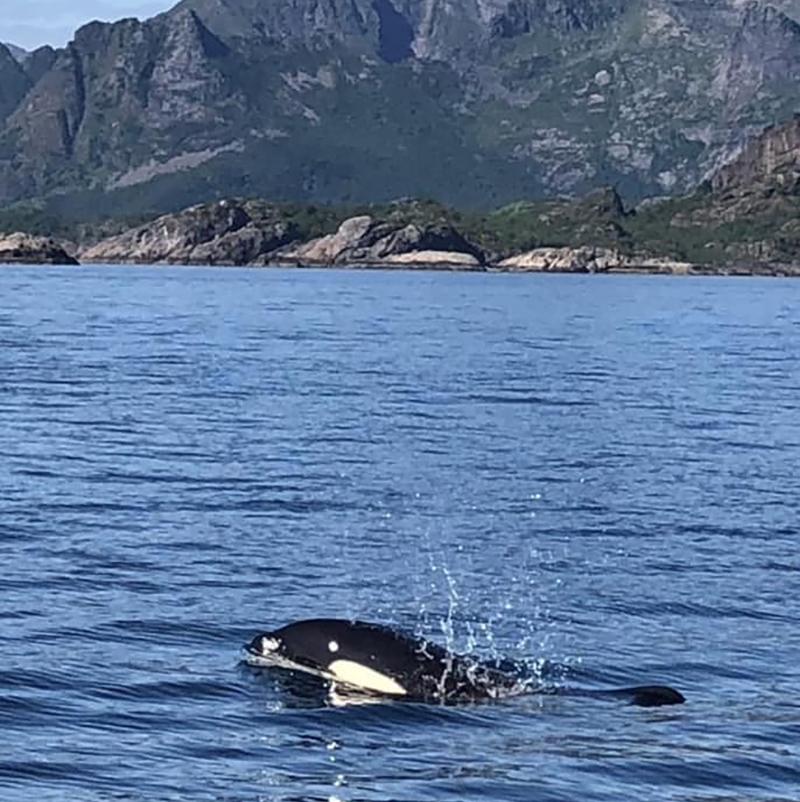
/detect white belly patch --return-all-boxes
[327,660,408,696]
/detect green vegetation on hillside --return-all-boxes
[5,127,800,269]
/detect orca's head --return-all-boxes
[245,620,354,671]
[246,619,414,697]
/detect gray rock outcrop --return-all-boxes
[380,250,482,268]
[497,247,694,274]
[284,215,483,266]
[0,232,79,265]
[81,200,296,264]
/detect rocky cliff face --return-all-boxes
[0,45,31,123]
[717,4,800,113]
[711,116,800,196]
[3,0,800,212]
[170,0,626,58]
[172,0,380,48]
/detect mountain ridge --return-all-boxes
[2,0,800,214]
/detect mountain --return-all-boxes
[3,43,28,63]
[2,0,800,215]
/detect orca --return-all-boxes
[245,618,685,708]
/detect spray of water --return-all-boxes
[413,531,574,691]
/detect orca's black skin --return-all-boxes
[246,619,685,708]
[247,619,517,702]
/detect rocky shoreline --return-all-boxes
[266,246,800,276]
[7,202,787,276]
[3,215,800,276]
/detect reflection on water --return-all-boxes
[1,266,799,801]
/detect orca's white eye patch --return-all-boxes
[328,640,339,653]
[260,637,280,654]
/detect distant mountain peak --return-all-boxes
[2,43,28,63]
[171,0,378,48]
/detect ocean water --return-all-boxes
[1,265,799,802]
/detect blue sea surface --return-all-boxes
[1,266,799,801]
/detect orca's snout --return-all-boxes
[245,633,281,657]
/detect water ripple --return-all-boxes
[0,267,798,802]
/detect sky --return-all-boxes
[1,1,172,50]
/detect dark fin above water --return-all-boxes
[601,685,686,707]
[552,685,686,707]
[627,686,686,707]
